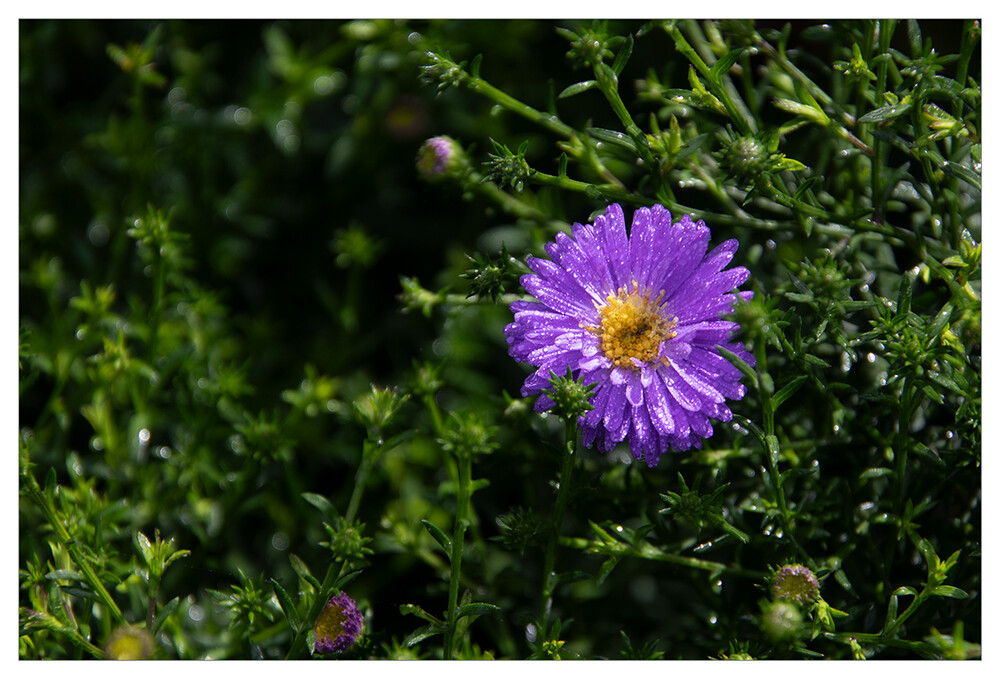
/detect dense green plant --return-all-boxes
[20,19,979,659]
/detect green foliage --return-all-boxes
[20,19,979,660]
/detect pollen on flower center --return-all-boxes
[587,280,677,369]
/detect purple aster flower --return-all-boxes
[313,592,364,654]
[504,203,755,468]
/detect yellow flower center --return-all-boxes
[587,280,677,370]
[315,603,348,641]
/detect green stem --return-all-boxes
[530,169,657,206]
[465,75,574,138]
[20,461,126,627]
[663,21,754,136]
[593,63,653,166]
[891,377,915,517]
[468,171,554,224]
[753,342,792,534]
[22,608,108,659]
[456,60,624,188]
[345,438,376,525]
[824,631,947,655]
[284,437,378,660]
[560,536,768,580]
[443,453,472,659]
[538,418,578,640]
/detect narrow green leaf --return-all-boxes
[940,160,981,190]
[859,102,913,123]
[135,531,153,564]
[860,467,893,481]
[896,271,914,318]
[893,585,919,597]
[673,132,711,163]
[716,345,758,389]
[400,603,445,626]
[803,354,830,368]
[288,553,321,592]
[271,578,301,633]
[45,569,86,582]
[558,80,598,99]
[455,602,501,620]
[771,375,808,411]
[931,585,968,599]
[595,62,618,91]
[912,442,944,465]
[420,519,452,557]
[404,624,444,647]
[587,126,638,151]
[612,34,634,75]
[152,596,180,636]
[716,520,750,544]
[301,492,337,519]
[334,569,363,591]
[710,46,749,82]
[596,554,623,586]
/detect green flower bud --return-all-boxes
[760,599,804,643]
[105,626,154,660]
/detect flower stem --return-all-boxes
[538,417,578,641]
[443,453,473,659]
[284,437,378,660]
[19,444,126,628]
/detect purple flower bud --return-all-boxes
[314,592,364,654]
[769,563,820,604]
[416,135,463,181]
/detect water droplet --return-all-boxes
[156,446,172,459]
[407,31,421,44]
[233,106,252,125]
[615,525,624,533]
[271,532,290,551]
[87,220,110,246]
[945,430,954,439]
[765,239,776,249]
[138,428,150,444]
[75,328,85,340]
[91,437,104,451]
[525,623,538,643]
[709,615,718,624]
[693,540,714,552]
[188,605,204,622]
[859,501,875,512]
[867,352,877,363]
